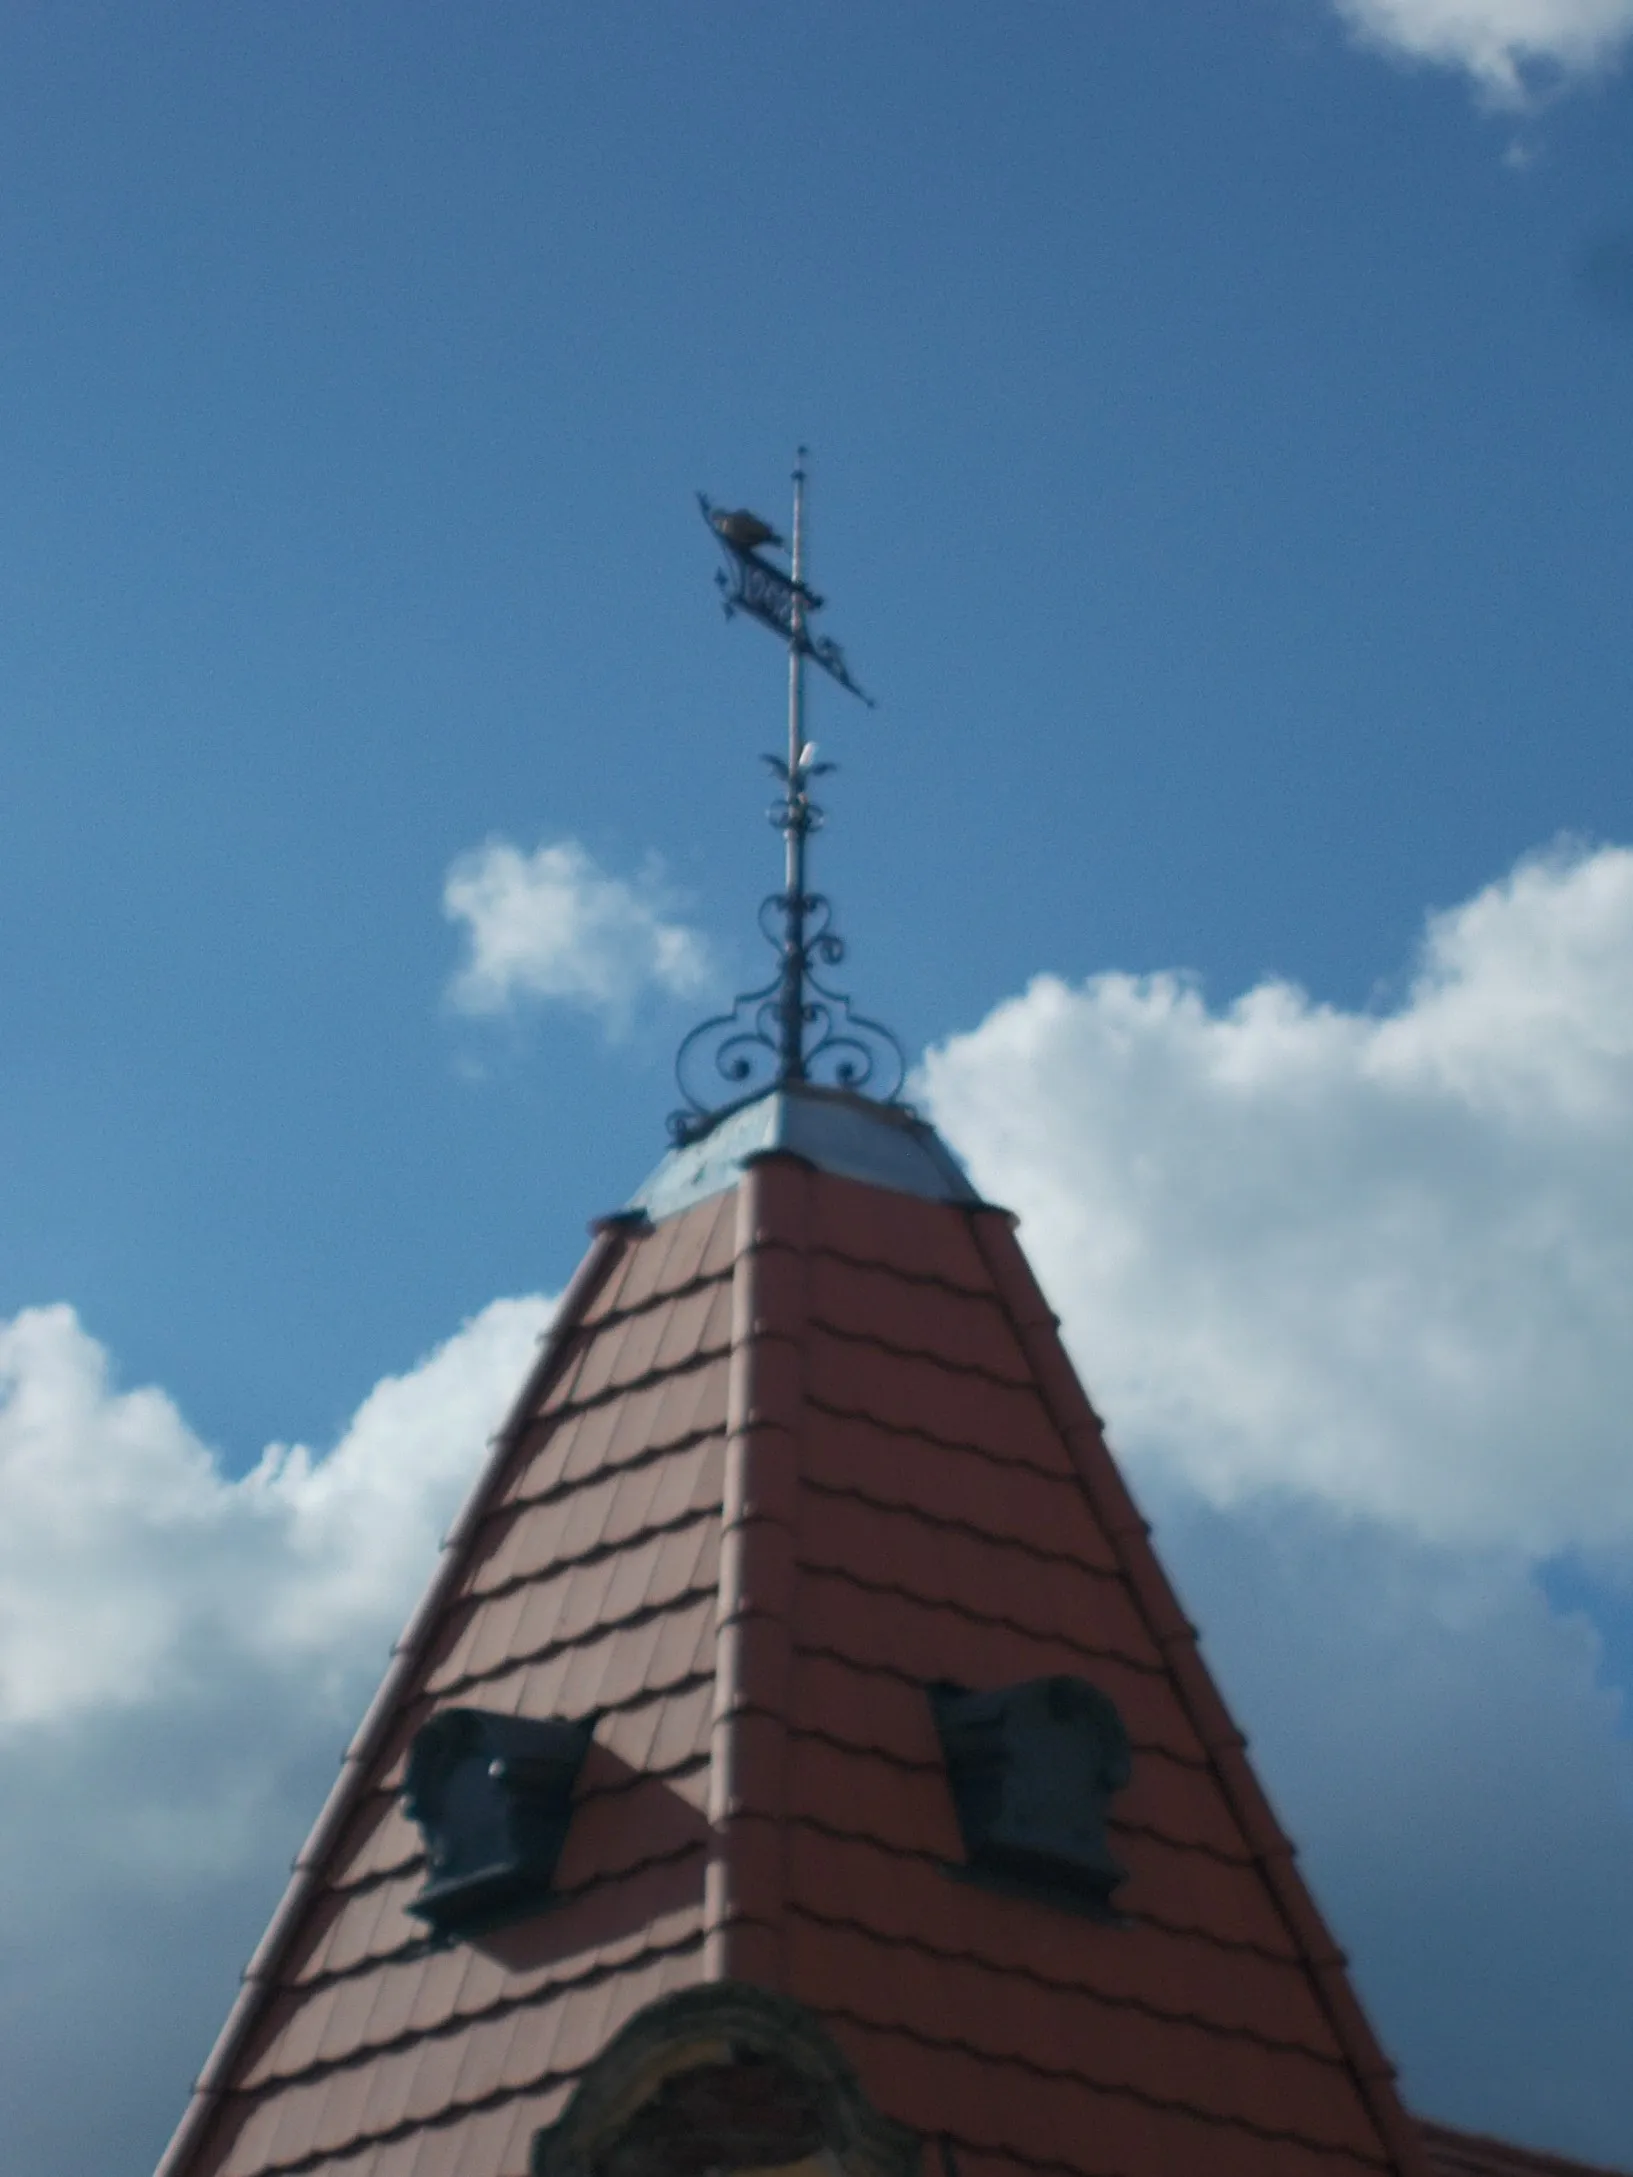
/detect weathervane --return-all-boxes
[670,451,905,1144]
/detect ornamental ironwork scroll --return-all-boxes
[669,746,905,1143]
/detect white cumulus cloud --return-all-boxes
[443,836,711,1025]
[9,841,1633,2170]
[923,842,1633,1554]
[0,1294,549,1730]
[1327,0,1633,102]
[1146,1492,1633,2158]
[0,1293,551,2172]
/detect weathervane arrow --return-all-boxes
[698,485,874,707]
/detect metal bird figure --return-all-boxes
[711,506,785,554]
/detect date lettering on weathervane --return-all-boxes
[733,554,800,640]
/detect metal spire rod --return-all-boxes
[778,450,812,1080]
[674,456,901,1144]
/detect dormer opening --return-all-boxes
[930,1675,1132,1917]
[402,1706,595,1940]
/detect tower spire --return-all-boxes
[778,449,812,1082]
[676,454,901,1143]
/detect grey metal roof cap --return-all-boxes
[630,1086,980,1222]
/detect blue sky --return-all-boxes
[1,5,1632,2171]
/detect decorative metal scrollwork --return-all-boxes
[669,898,906,1143]
[668,744,905,1145]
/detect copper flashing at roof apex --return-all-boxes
[632,1083,979,1222]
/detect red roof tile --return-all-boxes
[161,1123,1583,2177]
[800,1408,1119,1566]
[713,1156,1428,2177]
[837,2017,1388,2177]
[807,1252,1031,1381]
[789,1568,1183,1726]
[783,1826,1334,2049]
[159,1202,730,2177]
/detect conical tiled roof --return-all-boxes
[155,1088,1504,2177]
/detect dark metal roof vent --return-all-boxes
[930,1676,1132,1917]
[403,1707,594,1939]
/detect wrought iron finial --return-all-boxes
[672,456,903,1146]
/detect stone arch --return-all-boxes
[530,1982,920,2177]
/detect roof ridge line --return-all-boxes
[587,1263,736,1329]
[790,1555,1158,1668]
[154,1215,643,2177]
[798,1467,1132,1572]
[787,1632,1170,1696]
[433,1573,719,1692]
[463,1496,719,1602]
[801,1388,1062,1470]
[966,1208,1434,2177]
[784,1639,1220,1765]
[544,1343,735,1422]
[418,1664,717,1731]
[254,1915,709,2089]
[808,1238,994,1298]
[782,1901,1356,2063]
[703,1154,810,1986]
[784,1811,1306,1964]
[778,1702,1212,1787]
[778,1838,1314,1966]
[245,1935,709,2177]
[800,1390,1082,1476]
[809,1309,1032,1385]
[499,1423,725,1513]
[293,1846,710,1996]
[775,1738,1260,1869]
[815,2003,1394,2164]
[425,1591,716,1705]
